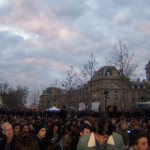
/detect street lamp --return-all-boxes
[47,100,50,109]
[141,96,144,102]
[104,90,108,111]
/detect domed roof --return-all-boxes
[97,66,119,77]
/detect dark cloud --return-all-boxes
[0,0,150,89]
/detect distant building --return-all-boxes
[39,61,150,111]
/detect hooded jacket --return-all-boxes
[76,132,124,150]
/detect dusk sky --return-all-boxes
[0,0,150,91]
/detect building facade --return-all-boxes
[39,61,150,111]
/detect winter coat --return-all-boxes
[76,132,125,150]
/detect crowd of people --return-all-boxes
[0,105,150,150]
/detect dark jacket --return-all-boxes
[34,135,48,150]
[117,129,129,145]
[59,109,67,122]
[0,135,16,150]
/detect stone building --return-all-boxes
[39,61,150,111]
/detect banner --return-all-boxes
[78,103,86,111]
[92,102,100,112]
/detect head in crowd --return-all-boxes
[141,121,147,130]
[46,120,51,129]
[132,121,140,131]
[68,128,80,150]
[93,117,113,145]
[80,123,92,137]
[13,123,21,136]
[131,132,149,150]
[28,123,34,132]
[36,123,46,139]
[21,124,29,134]
[87,113,96,126]
[119,120,128,131]
[49,121,61,135]
[1,122,14,142]
[62,105,66,110]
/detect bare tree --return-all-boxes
[29,88,41,108]
[80,54,98,84]
[105,40,137,79]
[62,65,80,90]
[80,54,98,108]
[105,40,137,110]
[62,65,80,107]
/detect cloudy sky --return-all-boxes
[0,0,150,90]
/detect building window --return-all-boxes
[140,85,143,89]
[114,98,117,104]
[114,91,118,97]
[132,98,135,104]
[99,72,102,76]
[107,72,110,76]
[134,85,137,89]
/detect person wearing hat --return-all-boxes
[35,123,47,150]
[117,120,129,150]
[132,122,140,131]
[129,121,141,147]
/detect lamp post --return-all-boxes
[104,90,108,111]
[141,96,144,102]
[47,100,49,109]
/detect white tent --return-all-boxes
[46,106,60,111]
[135,101,150,105]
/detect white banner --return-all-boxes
[78,103,86,111]
[92,102,100,112]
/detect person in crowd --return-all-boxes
[131,122,140,133]
[140,121,148,132]
[77,117,124,150]
[16,132,40,150]
[0,122,16,150]
[79,123,92,137]
[84,114,96,128]
[130,121,141,146]
[59,106,67,124]
[117,120,129,149]
[47,121,62,145]
[110,117,117,131]
[13,123,21,137]
[63,128,80,150]
[35,123,47,150]
[129,132,149,150]
[21,124,30,135]
[46,120,51,130]
[28,123,36,135]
